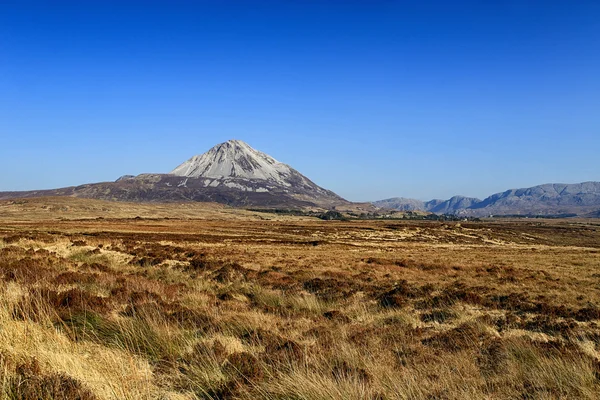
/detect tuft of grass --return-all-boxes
[68,249,114,267]
[61,311,188,363]
[507,338,599,399]
[244,284,329,317]
[2,357,98,400]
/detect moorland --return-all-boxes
[0,197,599,399]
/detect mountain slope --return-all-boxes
[373,196,481,214]
[0,140,347,209]
[369,197,426,212]
[375,182,600,217]
[584,209,600,218]
[425,196,481,214]
[469,182,600,216]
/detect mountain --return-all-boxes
[0,140,347,209]
[373,196,481,214]
[374,182,600,217]
[469,182,600,216]
[371,197,426,212]
[168,140,339,204]
[425,196,482,214]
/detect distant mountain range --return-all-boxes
[374,182,600,217]
[0,140,347,209]
[1,139,598,217]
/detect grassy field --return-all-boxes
[0,197,599,399]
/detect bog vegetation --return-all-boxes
[0,198,599,399]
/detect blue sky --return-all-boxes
[1,1,599,201]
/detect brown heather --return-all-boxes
[0,197,599,399]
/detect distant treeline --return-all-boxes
[246,208,312,216]
[246,209,347,220]
[246,208,482,222]
[491,213,578,219]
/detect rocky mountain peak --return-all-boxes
[163,139,346,207]
[170,139,295,185]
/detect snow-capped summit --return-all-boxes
[171,140,297,185]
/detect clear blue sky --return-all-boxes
[1,1,599,201]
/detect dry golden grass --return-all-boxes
[0,197,599,399]
[0,197,311,222]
